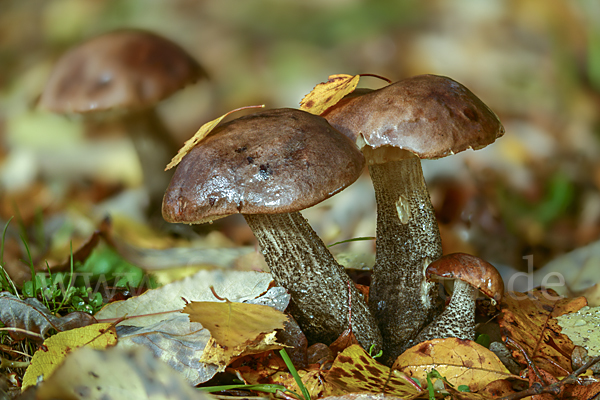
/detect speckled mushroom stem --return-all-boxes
[123,109,179,217]
[244,212,383,351]
[366,149,443,363]
[412,279,476,343]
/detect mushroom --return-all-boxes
[323,74,504,361]
[39,29,207,216]
[162,108,382,350]
[412,253,504,343]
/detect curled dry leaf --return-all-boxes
[0,292,96,340]
[165,105,265,170]
[393,338,519,393]
[324,344,422,398]
[498,288,587,376]
[300,74,360,115]
[22,323,117,389]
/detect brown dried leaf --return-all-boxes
[498,288,587,376]
[0,292,96,340]
[231,350,326,399]
[393,338,519,393]
[325,344,422,398]
[300,74,360,115]
[165,105,264,170]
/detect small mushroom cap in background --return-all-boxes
[425,253,504,303]
[162,108,365,224]
[39,29,207,113]
[324,74,505,159]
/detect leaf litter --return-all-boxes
[94,270,289,385]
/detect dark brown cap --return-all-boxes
[324,74,504,159]
[425,253,504,303]
[162,108,365,224]
[39,29,206,113]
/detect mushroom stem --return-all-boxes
[244,212,382,351]
[365,148,443,362]
[123,109,179,216]
[412,279,477,343]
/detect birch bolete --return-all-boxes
[413,253,504,344]
[162,108,382,350]
[323,74,504,362]
[39,29,207,214]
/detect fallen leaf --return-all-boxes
[22,322,117,389]
[94,270,289,385]
[498,288,587,376]
[0,292,96,340]
[393,338,518,393]
[200,331,283,371]
[325,344,422,398]
[562,381,600,399]
[35,346,210,400]
[95,270,279,327]
[300,74,360,115]
[115,315,216,385]
[556,305,600,357]
[232,352,326,399]
[165,105,265,170]
[184,299,287,348]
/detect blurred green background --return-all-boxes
[1,0,600,272]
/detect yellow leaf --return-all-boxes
[325,344,422,397]
[22,322,117,389]
[183,300,287,349]
[300,74,360,115]
[393,338,519,393]
[165,104,265,171]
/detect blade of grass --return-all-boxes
[198,383,287,393]
[20,235,37,298]
[55,242,74,314]
[327,236,375,248]
[280,348,310,400]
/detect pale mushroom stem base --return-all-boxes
[124,109,179,216]
[367,155,443,363]
[412,279,477,343]
[244,212,382,351]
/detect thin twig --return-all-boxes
[499,354,600,400]
[505,337,547,385]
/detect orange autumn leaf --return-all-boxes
[498,288,587,376]
[165,105,264,170]
[300,74,360,115]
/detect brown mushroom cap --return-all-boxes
[425,253,504,303]
[162,108,365,224]
[324,74,505,159]
[39,29,206,113]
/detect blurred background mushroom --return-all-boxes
[1,0,600,301]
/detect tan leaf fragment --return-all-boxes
[165,105,265,170]
[200,331,283,372]
[300,74,360,115]
[22,323,117,389]
[498,288,587,376]
[183,299,288,348]
[393,338,519,393]
[324,344,422,398]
